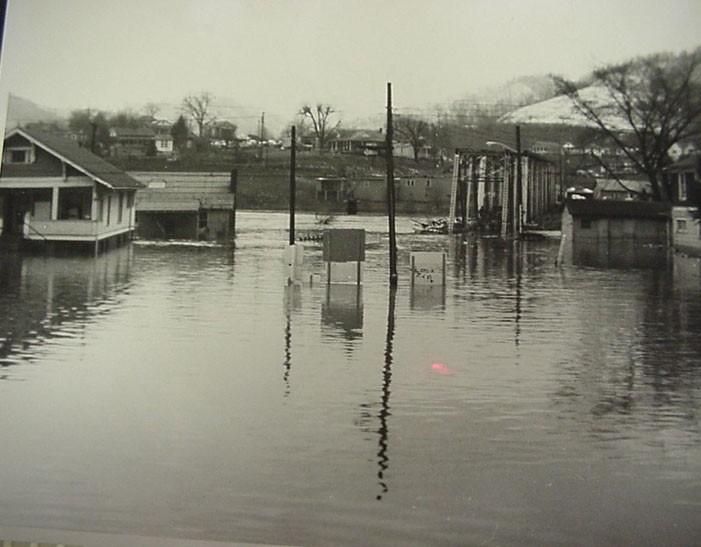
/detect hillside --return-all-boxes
[5,94,65,127]
[498,85,633,131]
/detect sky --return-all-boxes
[0,0,700,135]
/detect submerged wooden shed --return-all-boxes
[560,199,671,267]
[132,172,236,240]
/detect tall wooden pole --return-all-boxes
[289,125,296,245]
[515,125,523,236]
[386,83,398,286]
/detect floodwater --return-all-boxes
[1,211,700,547]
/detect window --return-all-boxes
[118,192,124,223]
[4,146,34,164]
[678,173,688,201]
[57,187,92,220]
[676,219,688,233]
[198,209,208,229]
[106,196,111,225]
[425,179,432,188]
[406,179,415,187]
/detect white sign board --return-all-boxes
[410,252,446,286]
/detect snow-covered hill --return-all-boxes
[499,86,632,131]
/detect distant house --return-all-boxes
[667,155,701,256]
[132,172,236,240]
[394,142,432,160]
[208,121,237,148]
[529,141,562,155]
[316,177,347,202]
[154,133,175,156]
[109,127,156,158]
[595,178,652,201]
[560,199,670,268]
[0,126,143,253]
[330,130,386,155]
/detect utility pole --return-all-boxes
[289,126,296,245]
[260,112,266,164]
[515,125,523,236]
[386,83,398,286]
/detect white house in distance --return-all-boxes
[0,126,144,254]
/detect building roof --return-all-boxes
[596,178,652,194]
[110,127,156,138]
[565,198,670,219]
[132,172,234,211]
[666,154,700,172]
[4,126,144,190]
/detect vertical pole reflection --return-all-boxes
[514,240,522,352]
[283,284,301,397]
[377,285,397,500]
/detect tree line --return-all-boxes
[64,46,701,205]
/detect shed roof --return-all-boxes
[565,199,670,219]
[4,126,144,190]
[132,173,234,211]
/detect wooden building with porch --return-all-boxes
[0,126,143,254]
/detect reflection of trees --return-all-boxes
[0,249,132,370]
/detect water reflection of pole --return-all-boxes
[514,241,522,351]
[283,285,300,396]
[283,310,292,396]
[377,285,397,500]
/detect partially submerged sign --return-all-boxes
[410,251,446,286]
[323,229,365,284]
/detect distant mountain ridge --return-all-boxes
[5,94,65,127]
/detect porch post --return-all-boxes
[91,187,99,221]
[51,186,59,220]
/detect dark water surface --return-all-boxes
[1,211,700,547]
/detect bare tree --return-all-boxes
[394,114,430,162]
[554,49,701,201]
[300,104,339,151]
[182,92,215,138]
[142,102,160,120]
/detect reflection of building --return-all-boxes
[0,248,133,367]
[1,126,143,253]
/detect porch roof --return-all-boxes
[5,126,144,190]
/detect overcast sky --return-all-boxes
[1,0,700,134]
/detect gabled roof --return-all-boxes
[5,126,144,190]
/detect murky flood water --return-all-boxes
[1,211,700,547]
